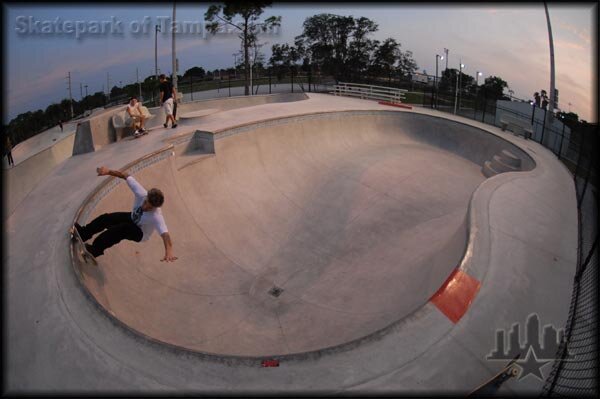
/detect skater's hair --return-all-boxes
[159,74,166,80]
[147,188,164,207]
[129,96,137,102]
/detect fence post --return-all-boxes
[228,75,231,97]
[557,122,566,160]
[269,69,272,94]
[574,126,585,185]
[578,153,592,210]
[190,75,194,101]
[291,69,294,93]
[430,85,435,109]
[308,68,312,92]
[576,128,591,209]
[531,104,536,125]
[481,93,487,123]
[540,108,547,144]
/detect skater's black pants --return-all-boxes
[79,212,143,257]
[6,151,14,166]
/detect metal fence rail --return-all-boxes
[332,82,408,103]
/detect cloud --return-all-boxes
[6,37,210,120]
[558,20,591,45]
[554,38,585,51]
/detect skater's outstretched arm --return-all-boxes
[160,232,177,262]
[97,166,129,180]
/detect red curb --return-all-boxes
[261,359,280,367]
[378,101,413,109]
[430,268,481,324]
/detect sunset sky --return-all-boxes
[3,2,597,123]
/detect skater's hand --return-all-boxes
[96,166,110,176]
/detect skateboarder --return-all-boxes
[74,166,177,262]
[126,96,147,138]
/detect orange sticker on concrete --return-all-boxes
[430,268,481,324]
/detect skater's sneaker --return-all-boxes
[133,130,142,138]
[163,123,168,128]
[172,123,178,128]
[74,222,85,240]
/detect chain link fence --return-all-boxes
[419,83,598,397]
[541,120,598,397]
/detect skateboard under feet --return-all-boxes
[69,225,98,266]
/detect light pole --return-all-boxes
[233,53,239,79]
[172,2,178,92]
[454,61,464,114]
[475,71,482,86]
[249,52,254,96]
[84,85,88,98]
[155,24,161,105]
[543,1,556,143]
[443,48,449,70]
[136,68,141,100]
[435,54,444,108]
[475,71,483,110]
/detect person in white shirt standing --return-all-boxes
[126,96,147,138]
[159,74,178,129]
[74,166,177,262]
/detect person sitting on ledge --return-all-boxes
[126,96,147,138]
[73,166,177,262]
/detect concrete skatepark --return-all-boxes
[4,93,577,394]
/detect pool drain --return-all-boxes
[268,286,283,297]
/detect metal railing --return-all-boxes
[332,82,407,103]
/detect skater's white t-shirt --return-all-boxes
[126,176,168,242]
[127,102,141,116]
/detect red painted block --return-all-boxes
[261,359,280,367]
[378,101,413,109]
[430,268,481,324]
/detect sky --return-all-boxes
[3,2,597,124]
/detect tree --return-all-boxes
[205,1,281,95]
[370,38,398,79]
[347,17,379,80]
[533,91,541,107]
[183,66,206,79]
[270,43,301,80]
[481,76,508,100]
[294,14,357,81]
[295,14,418,83]
[396,49,418,78]
[439,68,458,92]
[556,111,579,129]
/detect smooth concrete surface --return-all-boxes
[5,93,577,394]
[79,111,493,356]
[3,127,76,218]
[3,122,77,168]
